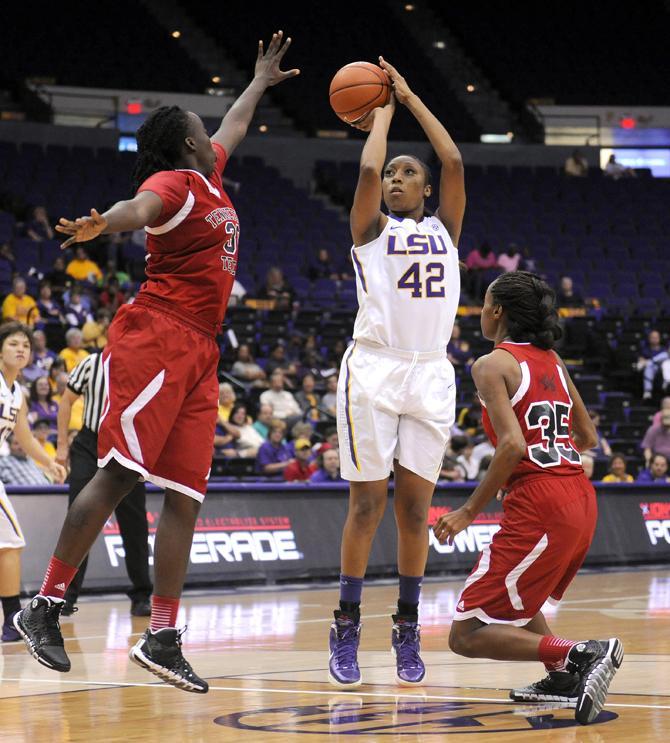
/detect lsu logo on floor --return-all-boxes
[214,699,618,734]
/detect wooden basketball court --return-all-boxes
[2,568,669,741]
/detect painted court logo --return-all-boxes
[640,501,670,545]
[103,514,302,567]
[214,700,618,735]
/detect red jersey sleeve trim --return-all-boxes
[145,190,195,235]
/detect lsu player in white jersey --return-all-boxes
[328,58,465,688]
[0,323,66,642]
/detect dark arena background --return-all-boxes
[1,1,669,739]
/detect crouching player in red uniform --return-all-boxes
[13,30,299,693]
[434,271,623,725]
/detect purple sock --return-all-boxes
[339,574,364,604]
[398,575,423,606]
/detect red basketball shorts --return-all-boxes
[97,300,219,502]
[454,473,597,626]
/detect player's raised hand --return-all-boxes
[379,57,414,105]
[433,506,474,545]
[350,93,396,131]
[55,208,108,249]
[255,30,300,87]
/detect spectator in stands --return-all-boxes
[66,246,103,284]
[64,287,94,328]
[465,240,498,300]
[581,453,595,480]
[47,357,66,395]
[82,308,111,350]
[439,444,466,481]
[321,374,338,418]
[326,339,347,369]
[284,438,317,482]
[260,370,301,424]
[253,402,274,439]
[217,382,236,422]
[308,248,340,280]
[101,259,131,290]
[45,256,70,299]
[652,397,670,427]
[36,282,64,326]
[295,372,321,422]
[98,276,126,313]
[476,454,493,481]
[587,410,612,458]
[642,411,670,465]
[22,330,57,383]
[0,242,16,272]
[564,150,589,178]
[223,402,265,457]
[309,446,343,483]
[231,344,267,387]
[265,343,298,387]
[32,419,56,462]
[27,377,58,429]
[2,277,40,327]
[25,206,54,242]
[229,278,247,307]
[0,435,50,485]
[451,435,478,480]
[288,421,313,456]
[521,245,538,273]
[321,427,339,452]
[556,275,584,308]
[639,331,670,400]
[256,419,294,476]
[447,323,474,368]
[457,397,483,438]
[497,243,522,272]
[604,153,636,180]
[602,452,634,482]
[58,328,89,372]
[257,266,295,310]
[637,453,670,483]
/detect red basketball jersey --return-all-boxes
[481,341,583,486]
[136,143,239,330]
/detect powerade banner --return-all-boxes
[9,483,670,593]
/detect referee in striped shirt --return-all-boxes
[56,352,152,616]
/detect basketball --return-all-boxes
[329,61,391,124]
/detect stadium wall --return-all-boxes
[10,483,670,594]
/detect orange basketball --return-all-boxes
[329,62,391,124]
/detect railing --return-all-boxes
[528,105,601,146]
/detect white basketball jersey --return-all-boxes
[0,372,22,446]
[350,214,460,352]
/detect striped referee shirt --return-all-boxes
[67,352,106,433]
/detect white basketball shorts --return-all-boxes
[337,339,456,484]
[0,482,25,549]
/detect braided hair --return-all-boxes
[490,271,562,350]
[131,106,191,193]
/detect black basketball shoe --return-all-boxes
[129,628,209,693]
[569,638,624,725]
[510,671,581,705]
[13,596,71,672]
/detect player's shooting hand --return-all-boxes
[255,30,300,87]
[378,57,414,106]
[55,208,108,249]
[433,506,474,545]
[46,460,67,484]
[350,94,396,132]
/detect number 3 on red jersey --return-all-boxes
[525,401,582,467]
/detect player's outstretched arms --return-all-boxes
[350,98,395,246]
[379,56,465,246]
[55,191,162,248]
[212,30,299,156]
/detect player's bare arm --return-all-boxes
[434,352,526,545]
[55,388,80,467]
[211,30,299,156]
[14,400,66,483]
[379,57,465,246]
[55,191,163,248]
[553,352,598,452]
[350,98,395,246]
